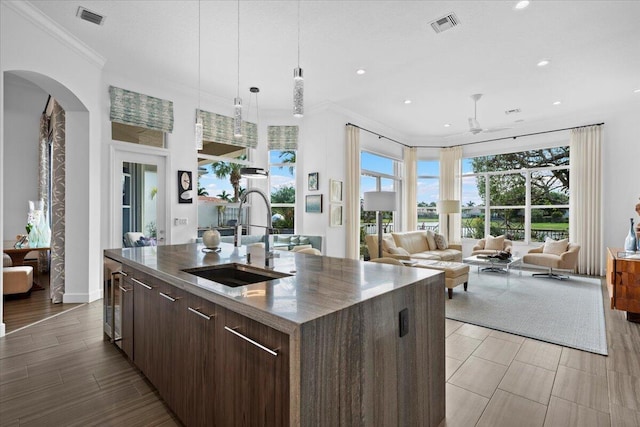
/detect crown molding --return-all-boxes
[4,1,106,69]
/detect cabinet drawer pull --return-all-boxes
[118,285,132,293]
[188,306,214,320]
[224,326,278,356]
[119,271,129,277]
[159,292,178,302]
[131,278,152,290]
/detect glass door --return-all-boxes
[112,149,167,248]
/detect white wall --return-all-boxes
[2,74,47,238]
[1,1,104,309]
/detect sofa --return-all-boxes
[219,234,323,252]
[365,231,462,262]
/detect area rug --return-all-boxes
[445,271,608,355]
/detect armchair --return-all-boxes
[523,241,580,280]
[471,236,513,256]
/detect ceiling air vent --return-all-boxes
[505,108,521,115]
[430,13,459,34]
[76,7,105,25]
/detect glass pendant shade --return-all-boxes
[233,97,243,137]
[194,118,203,150]
[293,67,304,118]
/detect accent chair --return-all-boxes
[523,239,580,280]
[471,235,513,256]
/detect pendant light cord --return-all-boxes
[198,0,201,112]
[237,0,240,98]
[297,0,301,67]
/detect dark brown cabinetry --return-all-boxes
[222,309,290,426]
[121,266,289,426]
[119,273,134,359]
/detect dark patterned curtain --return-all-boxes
[39,98,65,303]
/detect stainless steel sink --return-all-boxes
[182,263,292,288]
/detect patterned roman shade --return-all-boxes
[197,109,257,149]
[109,86,174,133]
[267,126,298,150]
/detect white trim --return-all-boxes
[4,0,106,69]
[63,288,101,303]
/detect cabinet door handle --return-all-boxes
[159,292,179,302]
[131,278,152,290]
[224,326,278,356]
[118,285,132,293]
[188,306,214,320]
[118,271,129,277]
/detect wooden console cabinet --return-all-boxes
[606,248,640,322]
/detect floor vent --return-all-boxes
[430,13,459,34]
[76,7,105,25]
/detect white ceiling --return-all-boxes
[29,0,640,144]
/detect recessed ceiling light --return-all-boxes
[553,100,562,105]
[444,124,451,128]
[515,1,530,10]
[356,69,366,75]
[634,88,640,93]
[537,59,550,67]
[404,99,412,104]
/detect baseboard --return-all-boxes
[63,288,102,303]
[0,322,6,337]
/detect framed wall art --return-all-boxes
[305,194,323,213]
[330,179,343,203]
[330,204,343,227]
[308,172,319,191]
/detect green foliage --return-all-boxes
[197,186,208,196]
[217,190,232,202]
[146,221,157,238]
[278,151,296,175]
[210,154,247,202]
[271,185,295,204]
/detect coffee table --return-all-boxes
[463,255,522,275]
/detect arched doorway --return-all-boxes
[2,70,91,333]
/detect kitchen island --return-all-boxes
[104,243,445,426]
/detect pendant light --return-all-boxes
[233,0,243,137]
[293,0,303,118]
[194,0,203,149]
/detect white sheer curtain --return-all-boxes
[404,146,417,231]
[346,125,361,259]
[439,146,462,243]
[569,125,603,276]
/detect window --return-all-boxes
[417,160,439,231]
[461,147,570,242]
[197,142,248,234]
[360,151,403,259]
[269,150,296,234]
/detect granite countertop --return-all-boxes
[104,242,442,332]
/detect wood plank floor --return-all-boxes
[1,277,639,426]
[3,272,81,334]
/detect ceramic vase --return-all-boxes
[624,218,637,252]
[203,229,221,249]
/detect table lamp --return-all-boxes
[437,200,460,242]
[364,191,397,258]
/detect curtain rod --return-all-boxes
[345,123,411,148]
[347,121,605,149]
[441,122,605,148]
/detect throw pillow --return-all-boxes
[434,233,448,250]
[289,236,300,245]
[543,237,568,255]
[388,247,410,256]
[485,235,505,251]
[381,235,397,252]
[299,236,310,245]
[426,230,437,250]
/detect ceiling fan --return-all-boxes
[467,93,512,134]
